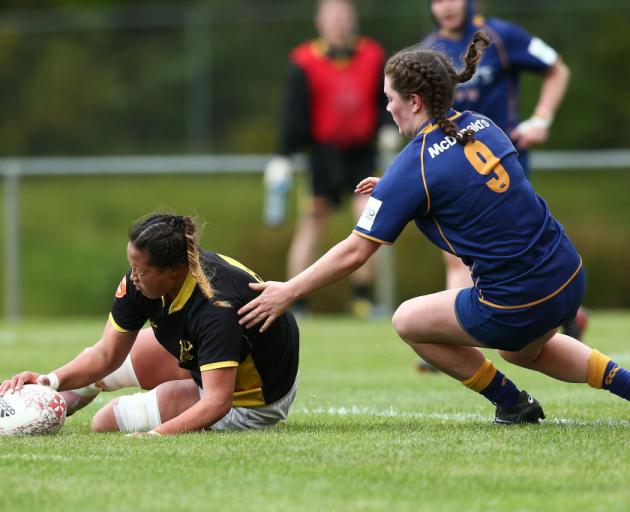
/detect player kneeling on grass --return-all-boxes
[238,33,630,424]
[0,214,299,436]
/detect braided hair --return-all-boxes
[384,31,490,144]
[129,213,227,306]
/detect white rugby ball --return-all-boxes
[0,384,67,436]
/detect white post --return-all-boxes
[374,149,397,317]
[3,161,20,321]
[375,244,396,317]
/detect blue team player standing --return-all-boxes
[420,0,585,361]
[238,33,630,424]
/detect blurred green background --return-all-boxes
[0,0,628,316]
[1,169,628,317]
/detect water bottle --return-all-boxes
[263,156,293,226]
[264,176,290,225]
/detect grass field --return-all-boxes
[1,311,630,511]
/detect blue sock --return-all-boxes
[602,361,630,400]
[480,370,520,410]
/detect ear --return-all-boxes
[409,93,423,113]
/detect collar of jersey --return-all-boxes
[312,37,359,60]
[163,271,196,315]
[415,110,462,137]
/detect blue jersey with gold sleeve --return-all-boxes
[353,109,582,309]
[423,4,559,175]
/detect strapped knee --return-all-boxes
[112,389,161,432]
[100,354,140,391]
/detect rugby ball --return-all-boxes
[0,384,67,436]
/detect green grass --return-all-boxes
[1,311,630,511]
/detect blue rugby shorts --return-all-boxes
[455,267,586,351]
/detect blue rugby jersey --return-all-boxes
[423,1,559,174]
[353,109,582,309]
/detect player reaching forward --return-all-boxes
[1,214,299,435]
[421,0,586,346]
[238,33,630,424]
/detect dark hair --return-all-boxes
[384,31,490,144]
[129,213,227,305]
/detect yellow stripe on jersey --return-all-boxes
[108,313,130,333]
[417,112,462,215]
[479,259,583,310]
[420,134,430,214]
[430,215,459,256]
[417,111,462,136]
[168,271,197,314]
[232,353,266,407]
[199,361,239,372]
[217,254,263,282]
[233,387,266,407]
[352,229,392,245]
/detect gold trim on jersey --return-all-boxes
[108,313,130,333]
[167,272,196,314]
[351,229,392,245]
[420,134,431,214]
[232,353,265,407]
[200,360,239,372]
[217,254,263,282]
[478,259,583,310]
[417,111,463,215]
[417,111,462,136]
[430,215,459,256]
[478,22,510,71]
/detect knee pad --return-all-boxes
[112,389,161,432]
[100,354,140,391]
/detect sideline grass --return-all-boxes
[1,311,629,511]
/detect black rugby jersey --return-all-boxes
[109,251,299,406]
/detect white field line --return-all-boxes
[293,405,630,427]
[0,453,124,462]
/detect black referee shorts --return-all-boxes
[309,142,377,206]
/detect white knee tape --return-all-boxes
[100,354,140,391]
[113,389,161,432]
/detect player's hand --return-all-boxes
[355,177,380,195]
[0,371,41,396]
[510,117,550,149]
[238,281,294,332]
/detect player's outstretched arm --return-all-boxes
[238,233,381,332]
[0,319,137,396]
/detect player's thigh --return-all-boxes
[392,288,480,347]
[155,379,201,423]
[130,328,191,389]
